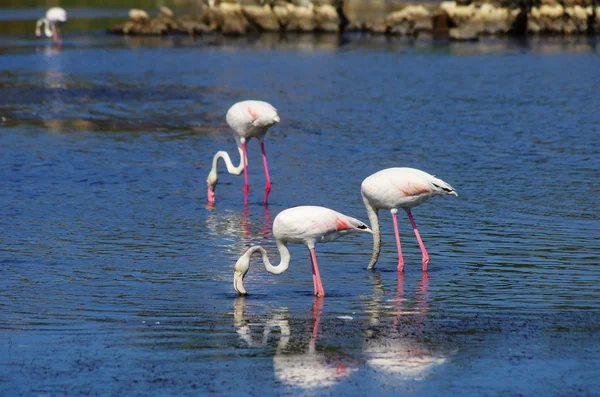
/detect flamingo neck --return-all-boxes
[211,146,245,176]
[36,18,53,38]
[363,196,381,270]
[206,145,245,190]
[245,240,291,275]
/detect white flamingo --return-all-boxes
[35,7,67,45]
[233,206,372,296]
[361,167,457,272]
[207,100,280,206]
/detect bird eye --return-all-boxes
[357,224,368,229]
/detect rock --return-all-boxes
[172,15,212,34]
[440,2,518,37]
[363,18,387,34]
[287,3,316,32]
[314,4,340,32]
[385,5,432,36]
[528,4,565,34]
[564,5,593,34]
[160,6,174,18]
[242,5,280,31]
[272,3,293,29]
[440,1,477,25]
[345,21,363,32]
[475,3,516,35]
[212,2,252,35]
[129,9,149,22]
[592,7,600,34]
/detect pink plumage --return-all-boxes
[361,167,457,272]
[207,100,280,206]
[233,206,372,296]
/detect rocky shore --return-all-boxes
[107,0,600,40]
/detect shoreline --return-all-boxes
[107,1,600,40]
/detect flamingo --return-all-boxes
[206,100,280,206]
[361,167,457,272]
[233,206,372,296]
[35,7,67,45]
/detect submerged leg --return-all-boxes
[241,139,249,206]
[406,209,430,271]
[309,248,325,297]
[51,24,60,46]
[391,209,405,272]
[260,141,271,206]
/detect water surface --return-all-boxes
[1,16,599,396]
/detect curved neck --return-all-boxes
[362,196,381,270]
[246,240,291,275]
[211,146,245,176]
[36,18,52,37]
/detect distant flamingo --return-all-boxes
[35,7,67,45]
[233,206,372,296]
[361,167,457,272]
[207,100,280,206]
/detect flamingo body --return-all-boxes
[207,100,280,206]
[361,168,457,272]
[233,206,372,296]
[226,100,279,140]
[46,7,67,23]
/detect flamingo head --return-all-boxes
[206,168,218,194]
[233,252,251,295]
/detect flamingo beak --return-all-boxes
[233,271,247,295]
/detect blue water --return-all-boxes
[1,23,600,396]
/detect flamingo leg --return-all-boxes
[260,141,271,206]
[309,248,325,297]
[391,209,405,272]
[51,24,61,46]
[406,209,430,271]
[311,297,323,338]
[241,140,249,206]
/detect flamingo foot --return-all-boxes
[397,260,405,273]
[263,183,271,206]
[422,256,430,272]
[243,185,249,205]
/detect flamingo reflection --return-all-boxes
[206,206,272,243]
[233,297,357,389]
[364,273,447,383]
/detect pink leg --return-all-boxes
[391,210,405,272]
[309,248,325,297]
[406,209,430,272]
[260,141,271,206]
[241,141,249,206]
[418,273,430,313]
[311,297,323,338]
[52,24,61,46]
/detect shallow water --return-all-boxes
[1,14,600,396]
